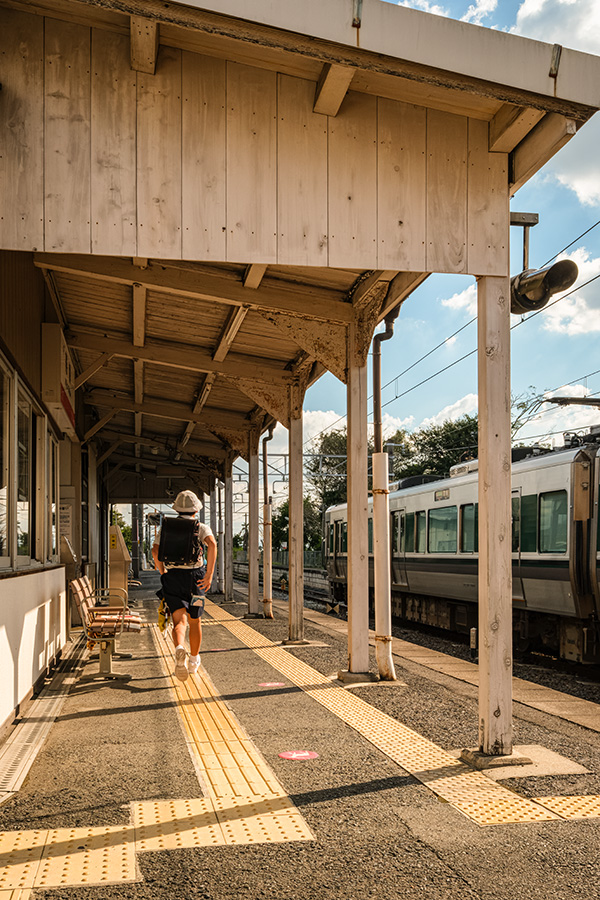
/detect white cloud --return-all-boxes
[539,247,600,335]
[440,283,477,316]
[510,0,600,206]
[396,0,450,17]
[417,392,478,429]
[461,0,497,25]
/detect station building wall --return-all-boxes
[0,251,68,731]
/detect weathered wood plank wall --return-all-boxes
[0,9,509,276]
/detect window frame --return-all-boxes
[539,489,568,555]
[427,505,458,554]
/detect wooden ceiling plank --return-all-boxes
[313,63,355,116]
[66,329,293,383]
[85,389,252,431]
[132,283,147,347]
[489,103,545,153]
[83,410,116,443]
[130,15,158,74]
[33,254,354,323]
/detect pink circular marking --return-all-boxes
[278,750,319,761]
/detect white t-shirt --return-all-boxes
[153,516,214,570]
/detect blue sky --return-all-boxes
[282,0,600,465]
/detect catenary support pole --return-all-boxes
[477,275,513,755]
[247,428,263,617]
[287,384,306,643]
[217,481,224,593]
[224,455,234,603]
[345,324,370,674]
[262,425,275,619]
[210,478,218,592]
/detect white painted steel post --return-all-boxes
[263,498,273,616]
[224,455,234,603]
[247,429,262,616]
[372,452,396,680]
[210,478,218,593]
[477,275,513,755]
[217,482,224,593]
[346,338,370,673]
[288,392,305,642]
[198,491,205,524]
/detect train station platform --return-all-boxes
[1,573,600,899]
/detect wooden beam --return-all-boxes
[489,103,544,153]
[314,63,355,116]
[130,15,158,74]
[350,270,397,309]
[34,255,354,324]
[97,440,121,466]
[132,283,146,348]
[510,113,577,193]
[40,268,67,329]
[379,272,429,319]
[83,411,115,443]
[74,352,113,390]
[177,373,216,453]
[243,265,267,289]
[65,329,293,384]
[101,428,229,459]
[213,307,249,363]
[85,389,252,432]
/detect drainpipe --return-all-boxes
[372,309,400,680]
[262,425,275,619]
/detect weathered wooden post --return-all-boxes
[247,428,262,617]
[477,275,513,755]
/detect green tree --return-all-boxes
[111,507,132,552]
[305,428,351,510]
[391,414,479,481]
[271,498,322,551]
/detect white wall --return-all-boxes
[0,567,66,730]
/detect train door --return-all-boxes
[391,508,408,588]
[511,489,525,601]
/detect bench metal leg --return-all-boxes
[99,639,115,675]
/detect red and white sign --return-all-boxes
[258,682,285,687]
[278,751,319,761]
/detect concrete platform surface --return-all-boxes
[0,571,599,900]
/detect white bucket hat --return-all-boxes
[173,490,203,514]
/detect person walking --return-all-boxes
[152,490,217,680]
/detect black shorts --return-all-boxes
[161,567,206,620]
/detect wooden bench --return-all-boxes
[70,578,142,678]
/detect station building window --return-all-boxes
[539,490,568,553]
[0,366,10,565]
[428,505,457,553]
[17,392,32,560]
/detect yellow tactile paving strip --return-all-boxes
[534,796,600,819]
[204,599,600,827]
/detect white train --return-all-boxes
[324,430,600,664]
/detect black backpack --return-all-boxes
[157,516,203,566]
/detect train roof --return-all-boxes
[324,438,600,516]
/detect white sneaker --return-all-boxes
[188,655,201,675]
[174,647,188,681]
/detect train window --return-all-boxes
[511,496,520,553]
[405,512,415,552]
[539,490,568,553]
[460,504,478,552]
[391,513,399,553]
[341,522,348,553]
[521,494,537,552]
[428,506,458,553]
[17,392,32,560]
[368,517,373,553]
[415,511,426,553]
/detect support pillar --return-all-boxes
[247,428,262,617]
[224,455,234,603]
[345,328,370,674]
[210,477,218,593]
[217,481,224,593]
[477,275,513,755]
[287,385,305,643]
[131,503,141,579]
